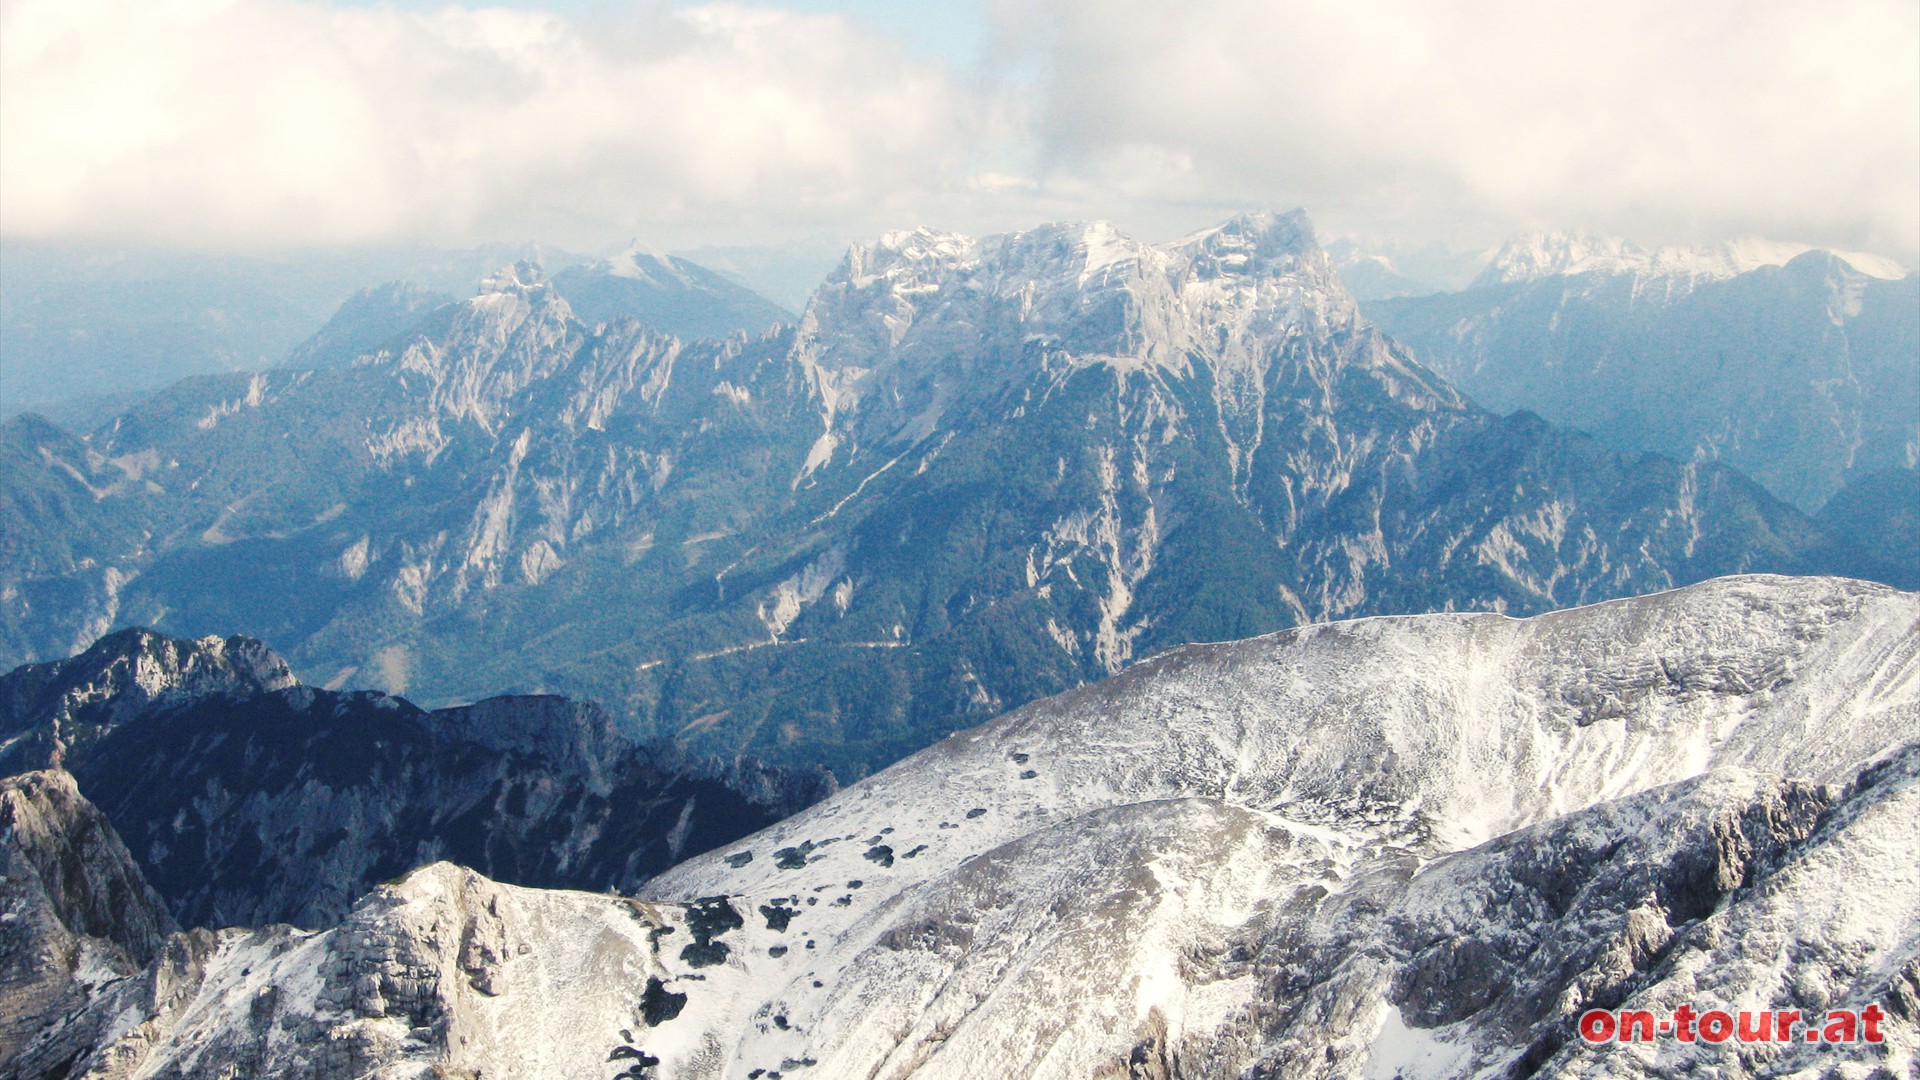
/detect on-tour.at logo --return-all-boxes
[1579,1003,1888,1046]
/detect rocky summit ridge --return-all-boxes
[0,627,294,775]
[8,574,1914,1078]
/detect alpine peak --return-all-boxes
[476,259,555,298]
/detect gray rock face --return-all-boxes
[10,862,678,1080]
[19,575,1917,1078]
[0,769,174,1065]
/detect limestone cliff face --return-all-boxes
[0,769,175,1063]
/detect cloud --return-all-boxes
[1008,0,1920,257]
[2,0,1914,259]
[0,0,986,249]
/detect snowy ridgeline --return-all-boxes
[15,573,1918,1078]
[1471,229,1911,288]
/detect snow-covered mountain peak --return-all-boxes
[815,210,1335,325]
[1478,229,1911,287]
[429,259,572,345]
[797,210,1354,382]
[985,218,1163,285]
[1175,207,1326,278]
[849,226,979,283]
[600,241,696,287]
[1478,228,1631,283]
[1827,248,1913,279]
[356,258,584,440]
[871,224,975,254]
[460,259,572,333]
[783,208,1441,481]
[476,259,553,297]
[607,574,1914,1078]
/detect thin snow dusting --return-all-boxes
[36,575,1920,1079]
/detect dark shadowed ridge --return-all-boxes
[0,629,836,929]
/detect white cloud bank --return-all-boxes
[0,0,985,248]
[1014,0,1920,258]
[2,0,1914,259]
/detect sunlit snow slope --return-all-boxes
[23,574,1918,1079]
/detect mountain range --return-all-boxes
[3,216,1913,1069]
[7,574,1914,1077]
[1,211,1904,779]
[1364,230,1918,515]
[0,241,607,428]
[0,240,803,431]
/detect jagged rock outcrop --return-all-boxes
[0,214,1900,777]
[0,627,294,774]
[20,575,1917,1078]
[0,769,175,1065]
[9,862,682,1080]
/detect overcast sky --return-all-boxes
[3,0,1915,262]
